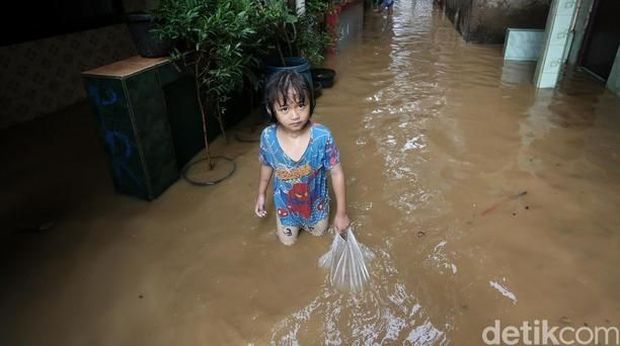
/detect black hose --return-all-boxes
[181,156,236,186]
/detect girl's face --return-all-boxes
[271,91,311,132]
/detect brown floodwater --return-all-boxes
[2,0,620,345]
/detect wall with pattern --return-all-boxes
[444,0,551,44]
[0,24,138,129]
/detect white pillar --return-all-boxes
[296,0,306,15]
[533,0,578,88]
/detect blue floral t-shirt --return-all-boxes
[259,122,341,227]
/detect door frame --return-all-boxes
[577,0,600,66]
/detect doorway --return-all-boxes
[580,0,620,80]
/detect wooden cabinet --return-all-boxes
[83,56,203,200]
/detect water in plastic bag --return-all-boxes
[319,226,375,292]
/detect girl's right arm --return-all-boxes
[255,164,273,217]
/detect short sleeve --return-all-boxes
[258,128,273,167]
[323,131,341,170]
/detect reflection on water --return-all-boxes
[271,245,446,345]
[501,61,537,86]
[267,0,620,344]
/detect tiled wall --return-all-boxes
[504,29,545,61]
[607,47,620,96]
[534,0,577,88]
[0,25,137,129]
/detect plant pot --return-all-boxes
[311,68,336,88]
[314,81,323,98]
[126,12,172,58]
[264,57,314,91]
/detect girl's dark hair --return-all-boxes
[264,70,315,122]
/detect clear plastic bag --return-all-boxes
[319,226,375,292]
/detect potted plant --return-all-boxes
[257,0,333,101]
[152,0,268,185]
[300,0,337,89]
[124,0,172,58]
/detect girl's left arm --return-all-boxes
[330,163,351,233]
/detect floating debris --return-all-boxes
[481,191,527,216]
[489,281,517,304]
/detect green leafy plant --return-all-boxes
[258,0,331,66]
[152,0,266,169]
[297,3,332,66]
[151,0,332,176]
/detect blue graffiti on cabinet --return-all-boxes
[87,84,144,193]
